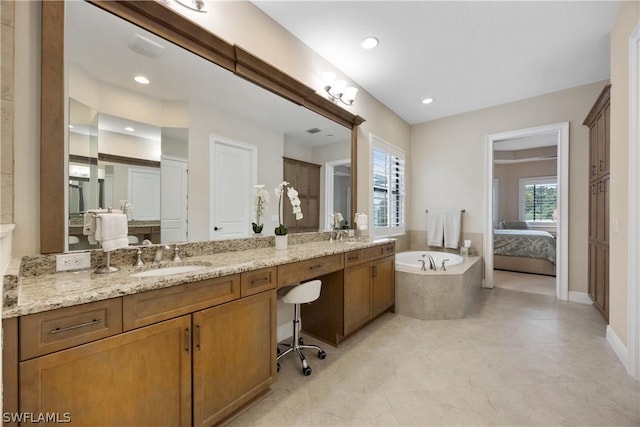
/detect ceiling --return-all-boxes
[66,1,350,148]
[253,1,620,125]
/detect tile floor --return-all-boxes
[229,288,640,426]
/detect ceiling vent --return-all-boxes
[128,34,165,59]
[305,128,322,134]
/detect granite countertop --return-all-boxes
[3,238,392,319]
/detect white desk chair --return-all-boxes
[277,279,326,376]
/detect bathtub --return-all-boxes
[395,251,464,273]
[395,250,482,320]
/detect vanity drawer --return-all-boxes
[20,298,123,361]
[344,250,362,267]
[277,254,344,287]
[241,267,277,297]
[123,275,240,330]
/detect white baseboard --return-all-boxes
[606,325,629,371]
[568,291,592,305]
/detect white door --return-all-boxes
[210,136,256,240]
[161,157,188,243]
[128,168,160,220]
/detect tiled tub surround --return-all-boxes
[2,233,390,318]
[395,254,482,320]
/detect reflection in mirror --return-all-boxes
[65,1,351,250]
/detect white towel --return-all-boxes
[95,213,129,252]
[444,209,462,249]
[83,209,122,245]
[427,209,445,247]
[354,213,368,230]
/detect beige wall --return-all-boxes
[410,81,607,293]
[494,159,557,222]
[1,0,14,225]
[609,1,640,347]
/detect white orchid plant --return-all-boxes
[274,181,303,235]
[252,185,270,234]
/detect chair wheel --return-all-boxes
[277,363,280,372]
[298,337,304,345]
[302,366,312,376]
[318,350,327,360]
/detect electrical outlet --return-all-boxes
[56,252,91,271]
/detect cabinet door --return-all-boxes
[372,256,395,317]
[344,262,373,336]
[192,290,276,427]
[589,182,598,240]
[20,316,192,427]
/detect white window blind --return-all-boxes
[371,135,405,236]
[519,176,557,223]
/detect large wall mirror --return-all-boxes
[41,0,364,253]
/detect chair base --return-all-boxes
[276,304,326,376]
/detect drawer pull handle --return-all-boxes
[347,255,358,261]
[309,264,322,270]
[185,327,190,353]
[251,277,270,286]
[50,318,102,334]
[196,324,202,351]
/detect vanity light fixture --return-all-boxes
[360,37,379,50]
[124,127,135,132]
[174,0,207,13]
[323,72,358,106]
[134,75,150,85]
[422,98,434,104]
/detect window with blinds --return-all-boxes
[371,136,405,236]
[519,176,557,223]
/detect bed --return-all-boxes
[493,222,556,276]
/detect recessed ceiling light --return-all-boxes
[360,37,379,50]
[124,127,135,132]
[422,98,434,104]
[134,75,150,85]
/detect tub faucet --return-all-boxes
[422,253,437,271]
[418,259,427,271]
[154,245,170,263]
[441,259,450,271]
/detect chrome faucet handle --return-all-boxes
[134,248,144,267]
[441,259,449,271]
[172,244,181,262]
[418,259,427,271]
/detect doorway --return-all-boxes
[485,122,569,300]
[324,158,351,230]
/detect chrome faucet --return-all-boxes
[422,253,437,271]
[440,259,450,271]
[154,245,170,263]
[330,229,348,242]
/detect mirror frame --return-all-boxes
[41,0,364,254]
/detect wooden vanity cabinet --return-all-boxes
[13,276,276,427]
[302,243,395,345]
[20,315,192,426]
[193,290,277,426]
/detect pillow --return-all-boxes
[499,220,531,230]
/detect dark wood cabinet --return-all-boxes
[584,84,610,320]
[283,157,320,232]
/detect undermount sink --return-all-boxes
[130,265,208,278]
